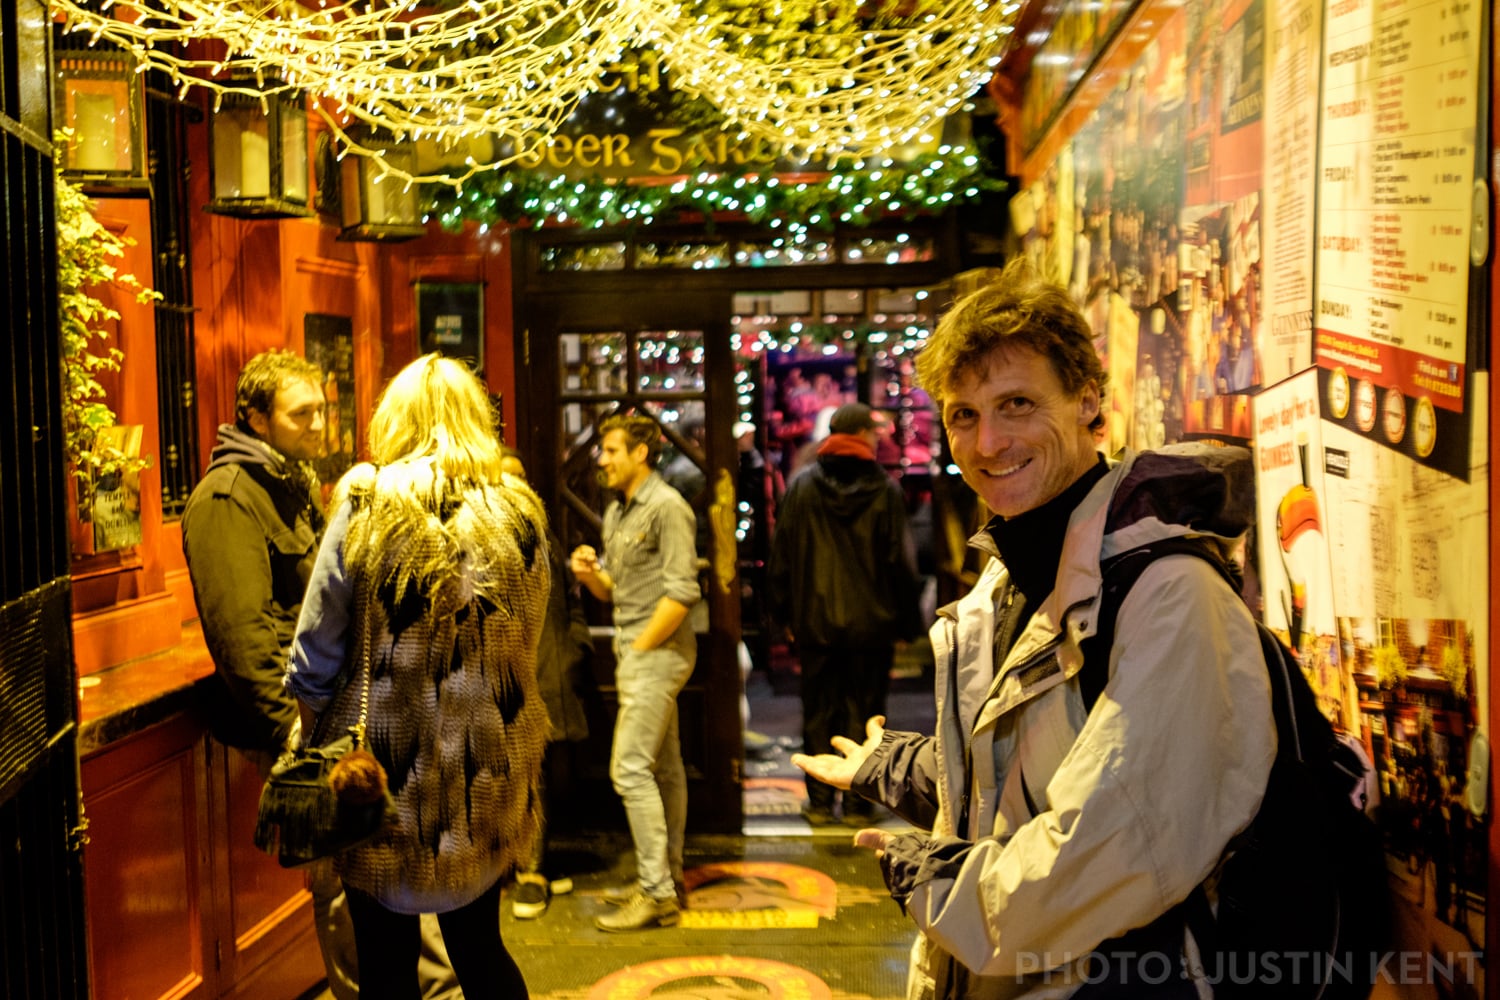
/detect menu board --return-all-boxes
[1313,0,1480,478]
[1260,0,1321,384]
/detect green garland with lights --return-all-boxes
[424,145,1006,232]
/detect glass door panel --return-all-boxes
[555,329,711,543]
[540,311,742,833]
[559,331,628,396]
[635,330,706,395]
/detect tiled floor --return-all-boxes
[505,829,918,1000]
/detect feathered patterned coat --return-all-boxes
[286,460,550,913]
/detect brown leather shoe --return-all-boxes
[604,878,687,909]
[595,890,679,932]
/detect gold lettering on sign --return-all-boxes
[597,50,665,93]
[680,131,779,169]
[573,134,601,168]
[648,128,686,175]
[512,128,791,176]
[513,133,635,170]
[603,134,634,167]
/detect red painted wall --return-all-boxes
[70,196,183,672]
[76,109,518,675]
[379,223,518,437]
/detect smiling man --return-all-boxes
[793,260,1275,999]
[571,413,700,932]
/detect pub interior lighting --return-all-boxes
[50,0,1019,189]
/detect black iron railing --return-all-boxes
[0,2,90,997]
[147,68,201,518]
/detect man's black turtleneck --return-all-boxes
[988,453,1110,607]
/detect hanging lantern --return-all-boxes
[338,129,425,242]
[53,42,148,192]
[206,82,311,218]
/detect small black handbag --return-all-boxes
[254,644,395,868]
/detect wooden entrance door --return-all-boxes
[515,290,744,833]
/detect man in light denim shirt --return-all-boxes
[571,413,701,932]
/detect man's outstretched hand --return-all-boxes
[851,827,894,856]
[791,715,886,791]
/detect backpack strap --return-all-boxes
[1092,536,1339,774]
[1082,536,1242,712]
[1082,538,1249,974]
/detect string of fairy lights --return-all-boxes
[50,0,1022,187]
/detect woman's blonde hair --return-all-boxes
[337,354,544,605]
[365,354,504,481]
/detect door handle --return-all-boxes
[708,468,737,595]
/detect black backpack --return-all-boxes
[1086,537,1389,999]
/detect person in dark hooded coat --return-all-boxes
[183,349,328,755]
[767,402,921,826]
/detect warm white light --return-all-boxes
[52,0,1019,187]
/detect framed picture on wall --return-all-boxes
[303,313,357,496]
[416,282,484,372]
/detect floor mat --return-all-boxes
[511,832,916,1000]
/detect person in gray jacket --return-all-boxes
[794,261,1275,998]
[183,349,458,1000]
[571,413,701,933]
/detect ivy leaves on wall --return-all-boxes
[55,135,159,517]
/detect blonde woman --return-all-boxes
[287,354,549,998]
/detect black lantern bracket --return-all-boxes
[205,79,313,219]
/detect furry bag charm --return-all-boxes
[254,633,393,869]
[329,747,389,805]
[253,728,396,868]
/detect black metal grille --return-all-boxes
[0,735,88,1000]
[147,69,201,516]
[1,6,67,604]
[0,581,70,798]
[0,1,90,995]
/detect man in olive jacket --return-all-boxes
[768,402,921,826]
[183,350,328,757]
